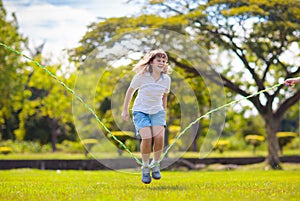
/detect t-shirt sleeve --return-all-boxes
[129,74,141,90]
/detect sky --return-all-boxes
[2,0,141,62]
[2,1,299,71]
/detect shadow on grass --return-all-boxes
[142,184,187,191]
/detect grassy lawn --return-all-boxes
[1,150,300,160]
[0,167,300,201]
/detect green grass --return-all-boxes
[1,149,299,160]
[0,168,299,201]
[171,149,300,158]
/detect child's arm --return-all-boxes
[122,87,135,121]
[162,93,168,110]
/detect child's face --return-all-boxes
[150,55,167,73]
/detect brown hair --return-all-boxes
[133,49,171,74]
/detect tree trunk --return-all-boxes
[51,127,57,152]
[264,115,282,169]
[192,122,200,152]
[48,118,58,152]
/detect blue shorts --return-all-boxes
[132,110,166,136]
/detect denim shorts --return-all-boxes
[132,110,166,136]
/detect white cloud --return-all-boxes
[3,0,140,62]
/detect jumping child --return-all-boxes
[121,49,171,184]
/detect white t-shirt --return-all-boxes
[130,72,171,114]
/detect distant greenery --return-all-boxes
[0,169,299,201]
[1,1,300,170]
[0,134,299,159]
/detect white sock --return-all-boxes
[142,161,149,167]
[152,160,159,164]
[150,160,159,167]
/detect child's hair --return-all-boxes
[133,49,171,74]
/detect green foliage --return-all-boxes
[289,137,300,150]
[81,138,98,156]
[2,0,299,166]
[139,0,300,168]
[212,140,230,154]
[81,138,98,145]
[108,131,138,155]
[0,2,27,138]
[1,3,77,150]
[168,125,183,151]
[245,134,265,154]
[245,135,265,145]
[0,140,51,153]
[168,125,180,138]
[59,140,85,153]
[276,132,298,154]
[125,139,138,152]
[16,64,76,151]
[223,107,266,138]
[0,140,89,154]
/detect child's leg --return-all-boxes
[139,126,152,166]
[139,126,153,184]
[150,125,164,180]
[152,125,165,162]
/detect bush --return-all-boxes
[168,125,181,136]
[168,138,183,151]
[0,146,13,155]
[245,134,265,154]
[289,137,300,150]
[109,131,137,155]
[0,140,51,153]
[168,125,183,151]
[212,140,230,154]
[59,140,85,153]
[276,132,298,154]
[81,139,98,156]
[125,139,138,152]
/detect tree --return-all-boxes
[138,0,300,169]
[15,63,76,151]
[1,1,76,151]
[69,26,217,158]
[0,0,27,140]
[69,0,299,169]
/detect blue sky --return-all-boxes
[2,0,141,61]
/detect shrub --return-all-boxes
[59,140,85,153]
[109,131,137,156]
[168,138,183,151]
[245,135,265,154]
[0,140,50,153]
[276,132,298,154]
[0,146,13,155]
[125,139,138,152]
[168,125,181,135]
[212,140,230,154]
[81,139,98,156]
[168,125,182,151]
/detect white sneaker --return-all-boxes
[141,166,151,184]
[151,161,161,180]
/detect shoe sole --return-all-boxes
[152,173,161,180]
[142,181,151,184]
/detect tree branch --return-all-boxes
[275,90,300,118]
[210,29,265,92]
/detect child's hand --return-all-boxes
[284,79,295,87]
[121,111,130,121]
[284,77,300,87]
